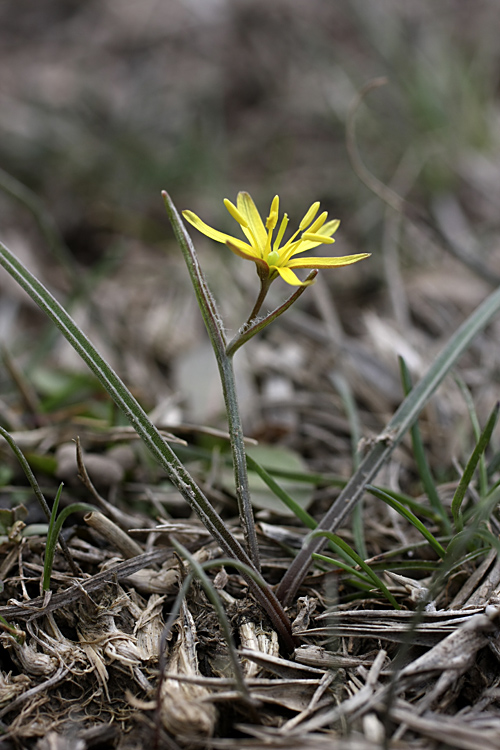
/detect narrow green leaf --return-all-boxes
[312,552,373,583]
[309,530,400,608]
[170,539,254,705]
[331,372,366,557]
[451,402,500,530]
[367,485,447,559]
[43,499,96,591]
[454,374,489,496]
[399,356,451,531]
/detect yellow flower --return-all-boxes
[182,192,370,286]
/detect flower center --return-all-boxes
[266,249,280,266]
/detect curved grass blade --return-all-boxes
[43,499,96,591]
[276,283,500,605]
[451,402,500,531]
[454,374,489,496]
[367,485,447,559]
[246,454,316,529]
[312,553,373,585]
[399,356,451,532]
[308,530,400,608]
[330,372,366,558]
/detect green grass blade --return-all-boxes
[454,374,489,497]
[398,356,451,532]
[331,372,366,558]
[312,553,373,584]
[0,425,80,577]
[451,402,500,530]
[43,499,96,591]
[367,485,447,559]
[277,283,500,605]
[170,539,254,705]
[246,454,317,529]
[308,530,400,608]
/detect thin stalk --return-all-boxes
[162,191,260,570]
[454,374,489,497]
[276,282,500,606]
[246,274,272,327]
[226,271,317,357]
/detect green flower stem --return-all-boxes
[246,274,273,327]
[276,281,500,606]
[226,270,317,357]
[0,236,294,650]
[162,191,260,570]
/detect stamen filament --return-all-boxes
[273,214,289,251]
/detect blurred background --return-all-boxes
[1,0,500,468]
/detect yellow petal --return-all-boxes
[237,192,267,250]
[182,210,249,248]
[276,266,315,286]
[226,241,269,271]
[224,199,249,227]
[287,253,371,269]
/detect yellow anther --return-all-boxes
[301,232,335,244]
[266,195,280,231]
[308,211,328,234]
[224,199,249,227]
[299,201,320,231]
